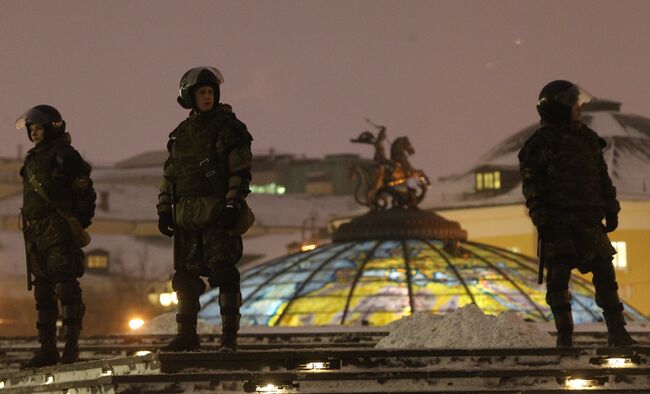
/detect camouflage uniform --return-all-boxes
[21,130,95,366]
[519,120,634,346]
[158,103,252,350]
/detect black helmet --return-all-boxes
[177,66,224,109]
[15,105,66,141]
[536,80,592,123]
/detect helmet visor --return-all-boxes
[15,107,54,130]
[181,66,224,89]
[555,84,593,107]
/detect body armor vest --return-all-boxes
[22,141,75,219]
[170,110,231,197]
[540,125,607,212]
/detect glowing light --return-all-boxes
[100,369,113,377]
[0,381,5,389]
[135,350,152,356]
[603,357,633,368]
[300,243,318,252]
[256,383,289,393]
[566,378,598,390]
[129,318,145,330]
[171,292,178,304]
[45,375,54,385]
[299,361,331,371]
[159,293,173,307]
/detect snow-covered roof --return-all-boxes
[0,229,302,279]
[423,99,650,210]
[0,180,358,227]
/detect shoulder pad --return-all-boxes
[219,103,233,113]
[581,125,606,147]
[518,131,547,161]
[53,142,76,161]
[166,124,183,152]
[224,116,253,143]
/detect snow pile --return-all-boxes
[376,304,555,348]
[139,312,217,335]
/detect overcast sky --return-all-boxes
[1,0,649,178]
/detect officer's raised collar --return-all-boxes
[540,120,584,132]
[189,103,233,119]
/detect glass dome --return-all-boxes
[198,238,647,327]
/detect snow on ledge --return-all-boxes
[375,304,555,349]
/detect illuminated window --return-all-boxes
[611,241,627,271]
[249,182,287,195]
[475,171,502,191]
[86,250,109,272]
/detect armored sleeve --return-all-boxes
[596,136,620,214]
[157,131,177,214]
[518,133,549,226]
[223,118,253,205]
[56,144,96,228]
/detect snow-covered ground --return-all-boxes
[376,304,555,348]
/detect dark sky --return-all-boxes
[2,0,649,178]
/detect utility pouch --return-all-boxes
[175,195,223,230]
[234,199,255,235]
[24,167,91,248]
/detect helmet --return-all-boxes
[536,80,592,123]
[177,66,224,109]
[15,105,66,141]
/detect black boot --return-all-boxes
[547,289,573,348]
[597,291,638,347]
[22,309,59,369]
[553,310,574,348]
[604,310,638,347]
[160,313,200,352]
[59,304,85,364]
[218,292,241,352]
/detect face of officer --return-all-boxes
[194,86,215,112]
[29,124,45,145]
[571,102,581,122]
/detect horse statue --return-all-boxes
[351,120,430,210]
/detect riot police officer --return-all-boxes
[519,80,637,347]
[16,105,96,367]
[157,66,254,351]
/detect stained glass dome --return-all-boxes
[198,209,647,327]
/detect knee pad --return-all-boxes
[596,290,624,312]
[172,270,206,298]
[208,266,240,290]
[33,279,57,311]
[219,292,242,316]
[546,264,572,292]
[55,279,82,306]
[592,261,618,293]
[546,289,572,310]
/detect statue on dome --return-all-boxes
[351,119,430,210]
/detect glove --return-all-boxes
[78,216,92,229]
[158,211,174,237]
[605,212,618,233]
[221,204,239,231]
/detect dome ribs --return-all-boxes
[463,241,603,322]
[272,242,358,326]
[401,240,416,315]
[422,239,477,306]
[340,240,382,325]
[460,244,548,321]
[240,244,341,308]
